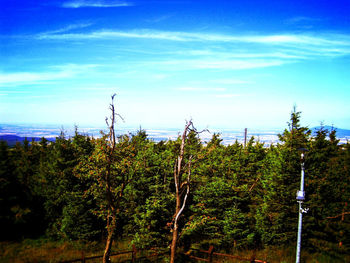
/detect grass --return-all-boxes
[184,245,350,263]
[210,246,350,263]
[0,238,99,263]
[1,239,349,263]
[0,238,138,263]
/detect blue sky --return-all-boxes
[1,0,350,130]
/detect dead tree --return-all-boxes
[103,94,124,263]
[170,120,201,263]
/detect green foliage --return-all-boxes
[127,135,175,249]
[0,140,17,240]
[0,138,48,240]
[256,108,312,246]
[183,177,234,248]
[181,134,265,251]
[1,108,349,260]
[38,131,101,240]
[61,196,101,241]
[132,193,173,248]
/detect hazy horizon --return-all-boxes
[2,122,350,147]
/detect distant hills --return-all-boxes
[0,135,55,147]
[311,126,350,138]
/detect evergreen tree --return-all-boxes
[0,140,17,240]
[308,138,350,255]
[257,108,311,246]
[303,126,338,252]
[183,135,265,250]
[130,133,174,249]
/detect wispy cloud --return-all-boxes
[194,59,286,70]
[175,50,304,59]
[0,64,99,87]
[36,28,350,46]
[42,23,93,35]
[62,0,133,8]
[0,72,71,86]
[50,63,99,71]
[174,87,240,99]
[38,30,190,41]
[285,16,321,25]
[156,59,287,70]
[208,79,251,85]
[30,29,350,74]
[215,94,240,98]
[176,87,226,92]
[36,29,350,56]
[145,14,173,23]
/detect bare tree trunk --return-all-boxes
[102,94,123,263]
[103,230,113,263]
[103,210,117,263]
[170,177,190,263]
[170,121,194,263]
[170,221,179,263]
[170,166,182,262]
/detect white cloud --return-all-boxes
[0,64,99,87]
[209,79,251,85]
[285,16,321,25]
[50,63,100,71]
[249,34,348,47]
[148,74,169,80]
[62,0,133,8]
[145,14,173,23]
[177,50,304,59]
[194,59,286,70]
[42,23,93,35]
[176,87,226,92]
[0,72,71,85]
[38,30,188,41]
[155,59,287,70]
[215,94,240,98]
[36,29,350,58]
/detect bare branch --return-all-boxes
[249,176,260,193]
[326,212,350,219]
[174,178,190,225]
[170,122,196,263]
[180,181,189,190]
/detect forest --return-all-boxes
[1,104,349,262]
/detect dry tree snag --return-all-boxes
[170,120,200,263]
[103,94,124,263]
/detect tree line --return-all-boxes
[1,104,349,262]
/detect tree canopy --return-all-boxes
[1,109,349,261]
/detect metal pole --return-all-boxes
[296,152,307,263]
[296,201,303,263]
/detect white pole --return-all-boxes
[296,153,306,263]
[296,201,303,263]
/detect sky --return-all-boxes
[1,0,350,130]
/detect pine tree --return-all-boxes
[303,126,339,252]
[130,132,174,249]
[256,108,311,246]
[0,140,17,240]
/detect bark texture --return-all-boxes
[170,121,193,263]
